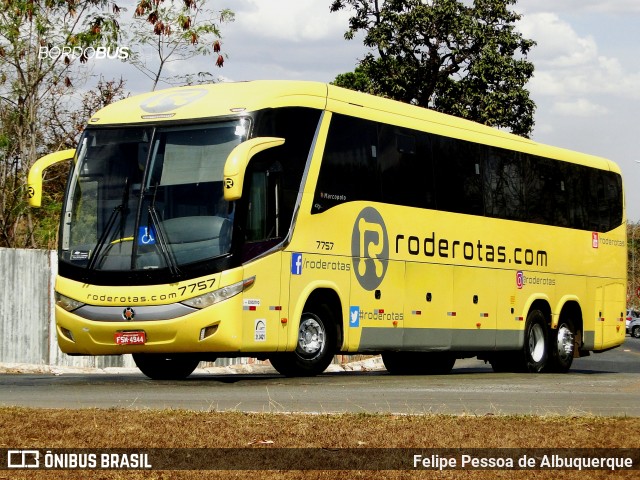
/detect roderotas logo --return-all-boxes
[351,207,388,291]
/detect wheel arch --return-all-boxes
[557,300,583,338]
[519,298,552,347]
[292,284,344,352]
[527,298,552,324]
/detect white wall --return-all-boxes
[0,247,134,368]
[0,248,259,369]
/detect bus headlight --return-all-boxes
[55,292,85,312]
[181,276,255,309]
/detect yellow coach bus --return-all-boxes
[28,81,627,379]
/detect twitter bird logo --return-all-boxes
[349,306,360,328]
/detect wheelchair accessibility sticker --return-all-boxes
[138,226,156,246]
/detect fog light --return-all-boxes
[59,327,75,342]
[199,324,219,341]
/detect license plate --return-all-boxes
[114,331,146,346]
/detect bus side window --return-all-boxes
[243,158,282,242]
[484,147,524,221]
[378,125,436,209]
[313,114,379,213]
[252,107,321,226]
[432,136,484,215]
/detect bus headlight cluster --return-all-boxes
[181,277,255,309]
[55,292,85,312]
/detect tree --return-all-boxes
[0,0,117,247]
[128,1,234,90]
[330,0,537,137]
[0,74,128,248]
[0,0,126,247]
[0,0,232,248]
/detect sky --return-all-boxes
[92,0,640,222]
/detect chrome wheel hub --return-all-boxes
[298,316,325,356]
[556,324,574,362]
[529,323,545,363]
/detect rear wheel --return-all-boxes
[133,354,200,380]
[521,310,549,372]
[489,352,521,373]
[632,325,640,339]
[270,305,336,377]
[546,319,575,373]
[382,352,455,375]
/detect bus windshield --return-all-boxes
[61,121,247,272]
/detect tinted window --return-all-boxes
[252,107,322,214]
[484,147,524,220]
[378,125,435,209]
[312,113,623,232]
[313,115,379,213]
[432,136,484,215]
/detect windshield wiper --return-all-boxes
[147,183,181,277]
[87,177,129,271]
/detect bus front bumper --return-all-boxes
[55,298,243,356]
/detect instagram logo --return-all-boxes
[516,271,524,289]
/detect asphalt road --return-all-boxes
[1,337,639,416]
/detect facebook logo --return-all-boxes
[291,253,303,275]
[349,306,360,328]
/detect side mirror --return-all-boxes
[223,137,285,201]
[27,149,76,207]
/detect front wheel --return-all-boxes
[270,306,336,377]
[133,354,200,380]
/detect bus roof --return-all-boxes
[88,81,329,125]
[88,80,618,174]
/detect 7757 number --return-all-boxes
[316,241,334,251]
[177,277,217,296]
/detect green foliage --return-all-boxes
[0,1,233,248]
[332,65,374,94]
[330,0,536,137]
[0,0,125,248]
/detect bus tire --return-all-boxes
[133,354,200,380]
[269,306,336,377]
[381,352,408,374]
[521,310,549,372]
[546,318,575,373]
[382,352,455,375]
[489,352,520,373]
